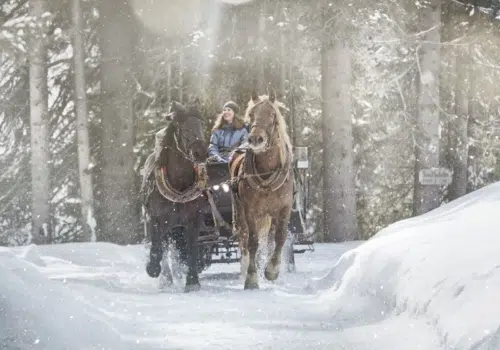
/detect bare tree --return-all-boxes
[413,0,442,215]
[71,0,96,241]
[29,0,51,244]
[321,5,358,242]
[166,57,172,105]
[256,0,266,91]
[466,43,481,193]
[178,49,184,103]
[448,44,469,200]
[276,3,287,99]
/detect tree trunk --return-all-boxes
[178,49,184,103]
[29,0,51,244]
[467,42,481,193]
[279,23,286,99]
[256,1,265,91]
[288,18,297,146]
[448,46,469,200]
[166,58,172,105]
[72,0,96,242]
[98,0,139,244]
[275,2,286,100]
[466,59,477,192]
[413,0,441,215]
[321,37,358,242]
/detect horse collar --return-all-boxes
[154,161,208,203]
[244,146,291,192]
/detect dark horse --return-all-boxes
[229,90,294,290]
[140,100,208,292]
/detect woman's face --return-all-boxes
[222,107,235,123]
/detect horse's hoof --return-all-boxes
[244,280,259,290]
[264,269,280,281]
[184,283,201,293]
[146,262,161,278]
[159,275,173,289]
[244,273,259,290]
[265,264,280,281]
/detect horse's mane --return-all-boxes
[162,121,176,148]
[244,94,292,166]
[162,105,194,148]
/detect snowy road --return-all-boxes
[1,241,411,350]
[16,242,368,350]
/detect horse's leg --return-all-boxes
[244,216,260,290]
[265,207,292,281]
[169,242,184,281]
[146,216,163,278]
[159,239,173,288]
[233,195,249,280]
[184,215,201,292]
[260,225,275,271]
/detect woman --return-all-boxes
[208,101,249,162]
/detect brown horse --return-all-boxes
[229,90,294,290]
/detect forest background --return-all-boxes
[1,0,499,246]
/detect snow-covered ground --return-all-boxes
[2,181,500,349]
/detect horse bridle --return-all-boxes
[154,113,209,203]
[247,99,278,152]
[160,113,209,189]
[169,114,204,164]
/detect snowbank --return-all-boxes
[313,181,500,349]
[0,245,140,350]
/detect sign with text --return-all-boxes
[294,146,309,169]
[419,168,452,186]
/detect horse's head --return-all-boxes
[245,89,280,154]
[167,99,207,163]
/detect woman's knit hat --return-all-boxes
[223,101,239,115]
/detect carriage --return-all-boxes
[141,94,315,291]
[142,145,314,273]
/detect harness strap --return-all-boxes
[229,152,246,196]
[244,149,291,192]
[230,148,291,193]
